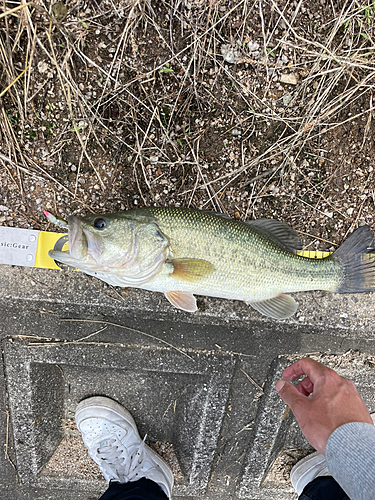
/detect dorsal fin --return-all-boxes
[246,219,302,252]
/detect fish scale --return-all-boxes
[141,207,340,300]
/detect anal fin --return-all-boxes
[247,294,297,319]
[165,291,197,312]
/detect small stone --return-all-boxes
[231,128,241,136]
[247,41,260,52]
[279,55,289,64]
[38,61,48,73]
[282,93,292,106]
[221,44,242,64]
[280,74,298,85]
[51,1,68,20]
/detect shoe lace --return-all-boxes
[96,434,148,483]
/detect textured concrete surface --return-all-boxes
[1,265,375,500]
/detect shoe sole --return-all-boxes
[75,396,174,486]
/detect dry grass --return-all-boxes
[0,0,374,247]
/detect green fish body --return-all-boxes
[48,207,375,319]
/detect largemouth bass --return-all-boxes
[46,207,375,319]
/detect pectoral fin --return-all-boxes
[170,258,214,282]
[165,291,197,312]
[246,294,297,319]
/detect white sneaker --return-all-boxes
[290,451,331,496]
[75,396,174,498]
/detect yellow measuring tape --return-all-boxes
[297,250,331,259]
[35,231,70,269]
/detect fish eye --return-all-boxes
[93,218,107,230]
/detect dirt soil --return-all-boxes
[1,0,375,250]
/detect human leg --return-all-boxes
[98,477,168,500]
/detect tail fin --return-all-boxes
[333,225,375,293]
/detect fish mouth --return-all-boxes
[67,216,83,259]
[82,227,103,261]
[68,216,104,263]
[66,216,89,260]
[48,216,102,268]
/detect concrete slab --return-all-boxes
[237,356,294,499]
[3,337,235,497]
[1,265,375,499]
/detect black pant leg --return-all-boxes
[299,476,350,500]
[98,478,169,500]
